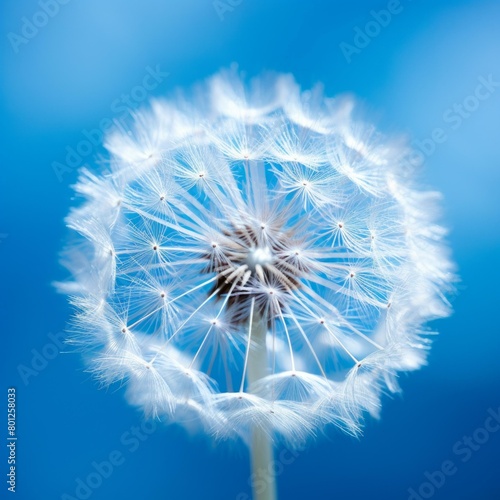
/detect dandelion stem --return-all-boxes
[247,313,277,500]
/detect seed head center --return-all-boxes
[246,246,273,272]
[205,221,308,323]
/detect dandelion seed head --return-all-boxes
[59,69,454,446]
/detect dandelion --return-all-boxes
[58,69,454,500]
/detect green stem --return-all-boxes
[246,314,277,500]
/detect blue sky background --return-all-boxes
[1,1,499,499]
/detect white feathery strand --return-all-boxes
[239,297,256,393]
[149,287,222,365]
[285,306,327,378]
[189,279,240,369]
[277,305,296,373]
[322,321,360,366]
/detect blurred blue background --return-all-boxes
[1,0,499,499]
